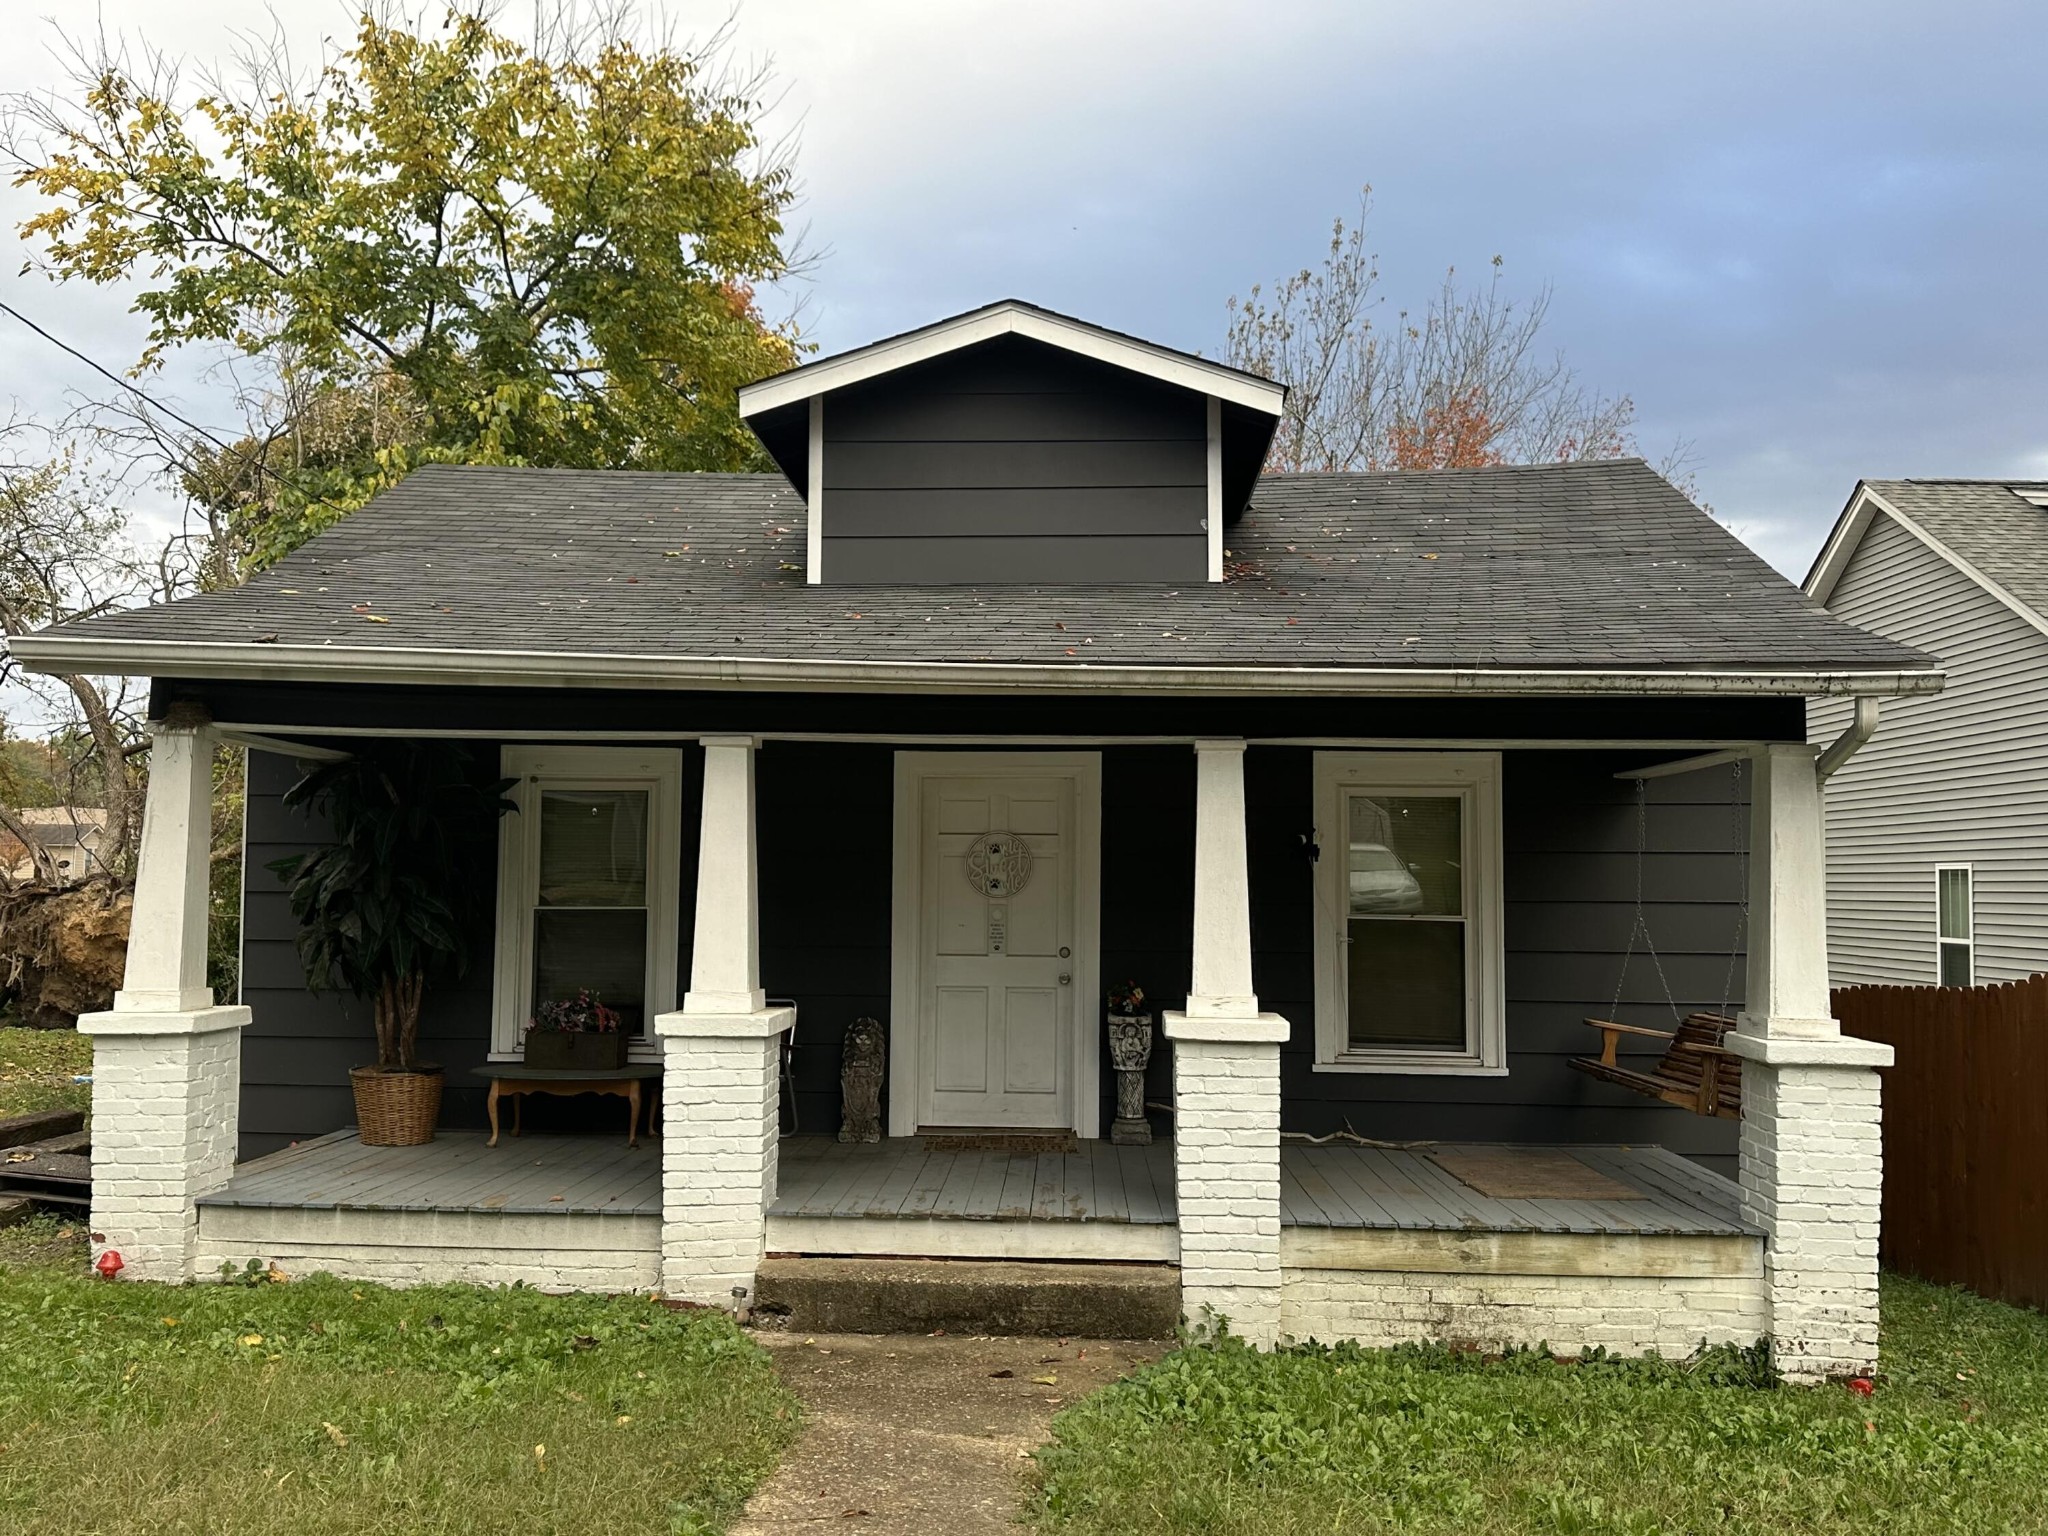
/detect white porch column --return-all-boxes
[1162,740,1289,1346]
[1727,742,1892,1383]
[655,736,793,1307]
[78,706,252,1282]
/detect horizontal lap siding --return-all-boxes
[819,335,1207,584]
[757,743,895,1135]
[238,743,703,1159]
[1248,749,1744,1174]
[239,726,1763,1170]
[1812,512,2048,985]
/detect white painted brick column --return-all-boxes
[1163,740,1289,1346]
[77,708,251,1282]
[1728,743,1893,1383]
[656,736,792,1307]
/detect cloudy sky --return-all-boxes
[0,0,2042,578]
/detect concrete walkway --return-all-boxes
[731,1332,1164,1535]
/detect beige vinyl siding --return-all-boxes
[1812,511,2048,985]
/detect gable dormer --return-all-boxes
[738,300,1284,584]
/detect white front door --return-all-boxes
[918,774,1076,1129]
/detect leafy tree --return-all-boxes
[1226,191,1642,474]
[0,432,150,874]
[6,4,802,572]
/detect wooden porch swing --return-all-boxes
[1570,753,1749,1121]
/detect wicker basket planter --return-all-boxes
[350,1065,444,1146]
[523,1031,631,1071]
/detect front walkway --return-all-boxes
[731,1332,1163,1536]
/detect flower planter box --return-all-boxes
[523,1031,630,1071]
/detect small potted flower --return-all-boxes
[525,990,629,1071]
[1105,982,1154,1145]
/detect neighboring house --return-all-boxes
[2,807,110,884]
[15,300,1931,1381]
[1807,480,2048,987]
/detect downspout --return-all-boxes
[1815,697,1881,783]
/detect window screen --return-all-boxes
[1344,792,1467,1051]
[532,789,651,1032]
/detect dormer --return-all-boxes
[738,300,1284,584]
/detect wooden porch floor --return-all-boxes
[201,1131,1754,1239]
[199,1129,661,1216]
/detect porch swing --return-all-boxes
[1569,755,1749,1120]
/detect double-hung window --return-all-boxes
[1936,864,1973,988]
[1312,752,1505,1073]
[491,747,684,1059]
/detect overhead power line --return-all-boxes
[0,299,358,519]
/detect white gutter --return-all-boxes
[1815,696,1881,782]
[6,632,1946,699]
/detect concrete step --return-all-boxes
[753,1257,1181,1339]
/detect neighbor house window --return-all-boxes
[1936,864,1973,988]
[490,747,684,1059]
[1312,752,1505,1073]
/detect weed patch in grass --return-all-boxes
[1030,1275,2048,1534]
[0,1256,799,1535]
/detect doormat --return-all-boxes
[1427,1147,1645,1202]
[922,1131,1079,1155]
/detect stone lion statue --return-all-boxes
[838,1016,886,1143]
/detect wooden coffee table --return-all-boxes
[473,1064,663,1148]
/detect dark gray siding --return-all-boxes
[238,743,704,1158]
[239,730,1751,1171]
[758,743,895,1133]
[1248,749,1745,1174]
[819,335,1208,583]
[241,747,500,1157]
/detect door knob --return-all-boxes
[1058,973,1071,986]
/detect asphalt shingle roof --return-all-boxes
[35,459,1932,682]
[1861,479,2048,623]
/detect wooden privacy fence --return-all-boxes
[1837,975,2048,1310]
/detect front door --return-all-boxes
[918,774,1075,1129]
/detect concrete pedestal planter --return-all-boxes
[350,1065,443,1146]
[1106,1011,1155,1145]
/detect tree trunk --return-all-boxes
[374,974,399,1068]
[0,803,62,885]
[63,673,139,873]
[397,971,425,1069]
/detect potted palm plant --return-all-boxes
[270,743,515,1146]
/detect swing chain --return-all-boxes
[1610,776,1683,1026]
[1719,756,1750,1021]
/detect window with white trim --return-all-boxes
[1312,752,1505,1073]
[1936,864,1973,988]
[491,747,684,1059]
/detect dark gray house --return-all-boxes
[18,300,1928,1380]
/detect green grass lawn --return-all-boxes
[0,1223,799,1535]
[1031,1274,2048,1535]
[0,1026,92,1120]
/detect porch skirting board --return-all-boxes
[765,1213,1177,1264]
[195,1204,661,1292]
[1277,1264,1769,1357]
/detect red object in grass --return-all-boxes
[93,1249,124,1280]
[1847,1376,1876,1396]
